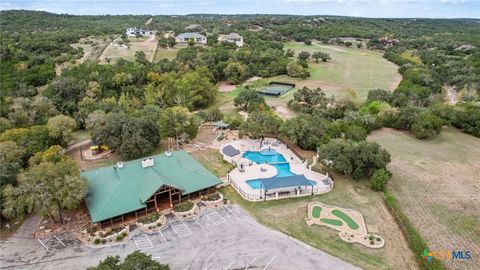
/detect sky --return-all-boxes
[1,0,479,18]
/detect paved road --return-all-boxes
[0,205,360,270]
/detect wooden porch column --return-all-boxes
[169,188,173,207]
[154,194,158,210]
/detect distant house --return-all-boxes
[218,33,244,47]
[81,150,222,227]
[185,24,202,31]
[175,32,207,44]
[125,27,156,37]
[379,36,399,47]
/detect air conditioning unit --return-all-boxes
[117,161,124,169]
[142,158,154,168]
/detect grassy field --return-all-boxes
[400,50,422,65]
[283,42,402,99]
[219,175,418,270]
[368,127,480,270]
[99,36,157,63]
[189,148,234,178]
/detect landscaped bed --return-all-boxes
[306,202,384,248]
[173,201,200,220]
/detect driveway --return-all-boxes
[0,205,360,270]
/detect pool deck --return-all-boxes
[220,138,333,201]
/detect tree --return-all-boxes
[411,112,443,139]
[318,140,391,179]
[345,41,353,47]
[297,51,310,61]
[286,61,309,79]
[312,51,331,62]
[88,251,170,270]
[240,110,283,137]
[0,141,26,187]
[343,124,367,142]
[135,51,149,65]
[166,37,176,48]
[188,38,195,47]
[158,38,168,48]
[47,115,77,145]
[280,115,329,150]
[158,106,198,147]
[2,147,86,224]
[370,168,391,191]
[304,39,312,45]
[206,107,223,122]
[224,61,248,84]
[366,89,392,103]
[92,113,160,159]
[233,88,267,112]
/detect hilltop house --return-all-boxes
[218,32,244,47]
[81,150,221,228]
[175,33,207,44]
[125,27,156,37]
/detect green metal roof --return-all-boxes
[81,150,222,223]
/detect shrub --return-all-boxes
[101,239,107,244]
[204,193,221,201]
[370,168,391,191]
[384,192,445,269]
[173,201,194,212]
[411,112,443,139]
[94,238,101,245]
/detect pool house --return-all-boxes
[221,138,333,201]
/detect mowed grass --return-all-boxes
[368,127,480,269]
[190,148,234,178]
[283,42,402,99]
[219,174,418,270]
[100,36,157,63]
[153,47,180,61]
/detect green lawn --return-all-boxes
[283,42,401,99]
[190,148,234,178]
[320,218,343,226]
[332,209,359,230]
[153,47,179,61]
[219,173,415,270]
[312,206,322,218]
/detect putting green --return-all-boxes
[312,206,322,218]
[332,210,359,230]
[320,218,343,226]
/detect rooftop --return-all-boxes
[177,32,206,39]
[81,150,222,223]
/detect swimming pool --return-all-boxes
[243,150,315,189]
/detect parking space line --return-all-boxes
[133,234,153,250]
[224,206,238,218]
[225,260,235,270]
[193,218,205,229]
[53,235,66,247]
[263,255,276,270]
[206,210,226,225]
[170,221,192,239]
[38,239,48,251]
[245,257,256,270]
[159,230,167,242]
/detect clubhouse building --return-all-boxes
[81,150,222,228]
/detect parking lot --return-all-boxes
[0,205,359,270]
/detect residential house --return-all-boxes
[218,32,244,47]
[125,27,156,37]
[175,32,207,44]
[185,24,203,31]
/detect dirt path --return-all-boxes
[444,85,458,105]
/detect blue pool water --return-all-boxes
[243,150,315,189]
